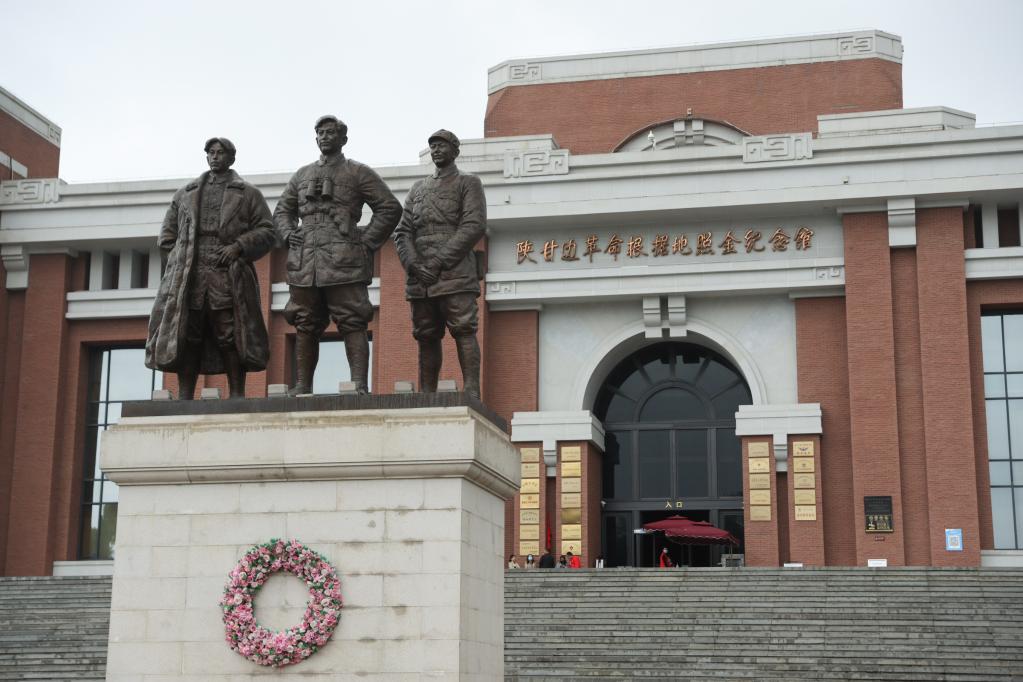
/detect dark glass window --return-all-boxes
[595,342,751,503]
[81,347,161,560]
[982,313,1023,549]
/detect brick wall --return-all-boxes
[795,296,856,565]
[915,208,980,566]
[485,59,902,153]
[843,212,906,566]
[0,109,59,180]
[890,249,931,565]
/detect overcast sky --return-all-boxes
[6,0,1023,184]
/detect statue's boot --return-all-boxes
[288,332,318,396]
[455,335,481,400]
[176,345,200,401]
[344,330,371,395]
[223,348,246,399]
[418,338,443,393]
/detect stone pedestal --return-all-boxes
[99,398,518,681]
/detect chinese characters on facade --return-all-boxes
[516,227,814,264]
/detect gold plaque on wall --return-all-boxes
[561,493,581,508]
[561,446,582,461]
[520,478,540,494]
[520,525,539,540]
[793,473,815,489]
[561,540,580,556]
[520,509,539,525]
[749,458,770,473]
[794,489,816,506]
[519,541,540,556]
[561,461,581,477]
[793,458,815,473]
[750,505,772,521]
[520,447,540,462]
[561,477,581,493]
[749,473,771,489]
[750,489,771,505]
[794,505,817,521]
[792,441,814,457]
[748,442,770,458]
[561,508,581,524]
[521,462,540,478]
[561,524,581,540]
[520,494,540,509]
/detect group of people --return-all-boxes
[145,117,486,400]
[508,549,605,569]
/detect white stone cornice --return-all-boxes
[965,247,1023,280]
[510,411,606,460]
[66,288,157,319]
[486,258,845,308]
[488,30,902,94]
[0,86,61,146]
[734,403,822,473]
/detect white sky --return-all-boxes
[5,0,1023,184]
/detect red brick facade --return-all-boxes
[0,108,59,180]
[486,59,902,153]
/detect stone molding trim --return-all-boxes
[488,30,902,93]
[271,279,380,311]
[101,407,520,500]
[503,149,569,179]
[743,134,813,163]
[734,403,823,472]
[0,85,62,146]
[0,178,62,205]
[965,247,1023,280]
[887,198,917,248]
[510,410,606,463]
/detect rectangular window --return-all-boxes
[80,347,160,560]
[982,312,1023,549]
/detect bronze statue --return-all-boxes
[394,130,486,399]
[274,115,401,395]
[145,138,276,399]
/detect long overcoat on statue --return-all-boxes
[145,170,276,374]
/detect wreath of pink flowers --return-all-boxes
[220,538,343,667]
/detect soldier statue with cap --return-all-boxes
[146,137,276,399]
[394,129,487,399]
[274,115,401,395]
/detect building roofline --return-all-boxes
[0,85,62,147]
[488,29,903,94]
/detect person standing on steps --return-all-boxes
[538,548,556,569]
[394,129,486,399]
[659,547,674,568]
[146,137,275,400]
[274,115,401,395]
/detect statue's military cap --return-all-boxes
[428,129,460,148]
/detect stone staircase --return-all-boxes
[0,576,111,680]
[1,569,1022,680]
[504,567,1023,680]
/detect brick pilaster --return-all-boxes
[4,254,72,574]
[843,212,906,566]
[786,435,826,565]
[741,436,779,566]
[916,207,980,565]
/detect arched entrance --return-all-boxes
[594,342,752,567]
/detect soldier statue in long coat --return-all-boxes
[394,129,486,399]
[145,138,275,399]
[274,115,401,395]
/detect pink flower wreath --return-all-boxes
[220,538,343,667]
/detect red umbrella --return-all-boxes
[642,515,739,546]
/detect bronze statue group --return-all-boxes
[144,117,484,400]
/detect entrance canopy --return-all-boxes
[642,515,739,546]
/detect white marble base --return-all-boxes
[100,406,518,681]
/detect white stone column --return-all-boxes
[100,406,518,681]
[981,203,1000,249]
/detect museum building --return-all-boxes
[1,29,1022,576]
